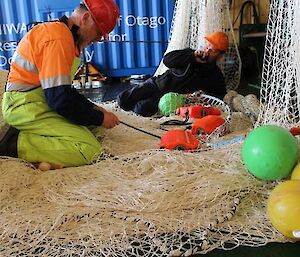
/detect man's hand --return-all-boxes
[94,105,119,129]
[102,112,120,129]
[194,49,208,63]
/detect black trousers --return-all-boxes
[0,125,19,157]
[117,79,163,117]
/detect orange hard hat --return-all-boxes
[205,31,229,52]
[83,0,120,35]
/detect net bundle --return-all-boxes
[155,0,241,91]
[257,0,300,128]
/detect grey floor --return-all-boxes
[78,78,135,103]
[81,74,262,105]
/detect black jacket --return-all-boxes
[154,48,226,99]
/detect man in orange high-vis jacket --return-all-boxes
[1,0,120,170]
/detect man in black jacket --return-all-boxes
[117,31,229,117]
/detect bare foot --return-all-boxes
[35,162,63,171]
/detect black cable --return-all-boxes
[240,0,260,27]
[160,115,190,126]
[160,120,192,126]
[159,113,192,132]
[120,121,161,139]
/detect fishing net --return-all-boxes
[155,0,241,91]
[0,99,291,257]
[0,125,289,257]
[257,0,300,128]
[0,0,299,255]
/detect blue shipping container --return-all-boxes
[0,0,174,77]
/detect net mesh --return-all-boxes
[155,0,241,91]
[0,0,299,254]
[0,100,292,257]
[257,0,300,128]
[0,131,289,257]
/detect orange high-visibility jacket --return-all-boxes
[6,19,104,126]
[7,21,79,92]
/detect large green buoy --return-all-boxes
[158,92,187,116]
[242,125,299,180]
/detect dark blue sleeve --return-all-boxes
[163,48,196,68]
[44,85,104,126]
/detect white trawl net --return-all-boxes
[1,0,299,254]
[155,0,241,91]
[0,100,293,257]
[257,0,300,128]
